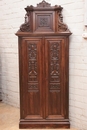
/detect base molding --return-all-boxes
[19,120,70,129]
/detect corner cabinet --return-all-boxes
[16,0,71,129]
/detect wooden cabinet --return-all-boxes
[16,0,71,129]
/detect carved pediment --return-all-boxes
[17,0,70,33]
[37,0,51,7]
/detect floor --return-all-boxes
[0,102,77,130]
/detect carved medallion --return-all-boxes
[39,18,48,27]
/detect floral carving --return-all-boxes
[49,42,61,90]
[50,42,60,81]
[28,43,38,81]
[27,43,38,92]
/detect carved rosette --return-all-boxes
[20,11,31,32]
[57,10,68,32]
[37,0,51,7]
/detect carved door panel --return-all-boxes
[44,37,65,120]
[21,38,44,119]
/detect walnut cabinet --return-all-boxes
[16,0,71,129]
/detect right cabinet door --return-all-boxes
[44,37,68,120]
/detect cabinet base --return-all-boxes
[19,120,70,129]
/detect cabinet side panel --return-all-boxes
[18,37,24,119]
[65,37,69,119]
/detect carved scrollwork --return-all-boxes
[49,42,60,82]
[28,43,38,81]
[20,11,31,32]
[37,0,51,7]
[27,43,38,92]
[57,10,68,32]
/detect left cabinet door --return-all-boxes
[19,37,44,120]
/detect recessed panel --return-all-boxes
[21,38,44,119]
[45,38,65,119]
[27,40,41,117]
[34,11,55,32]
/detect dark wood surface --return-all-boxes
[16,0,71,129]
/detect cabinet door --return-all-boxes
[44,37,67,120]
[20,37,44,120]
